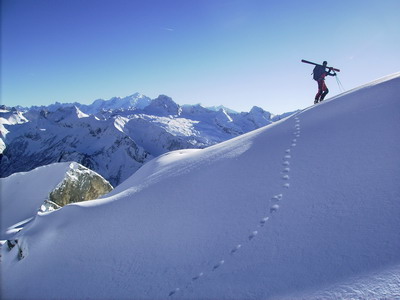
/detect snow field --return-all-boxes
[168,115,303,297]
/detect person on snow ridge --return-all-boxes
[313,61,336,104]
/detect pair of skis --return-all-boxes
[301,59,340,72]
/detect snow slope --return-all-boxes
[2,73,400,299]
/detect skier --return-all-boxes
[313,61,336,104]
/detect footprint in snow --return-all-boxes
[283,183,290,188]
[270,204,280,213]
[230,244,242,254]
[259,217,270,227]
[291,143,297,147]
[282,174,290,180]
[284,155,291,159]
[212,260,225,271]
[192,272,204,281]
[283,161,290,166]
[169,288,180,297]
[272,194,283,201]
[248,231,258,240]
[282,167,290,173]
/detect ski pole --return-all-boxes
[335,75,345,92]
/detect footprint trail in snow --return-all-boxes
[168,115,302,297]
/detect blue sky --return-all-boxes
[2,0,400,113]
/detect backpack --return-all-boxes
[312,65,325,81]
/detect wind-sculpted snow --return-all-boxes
[1,73,400,299]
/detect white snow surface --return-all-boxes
[2,73,400,299]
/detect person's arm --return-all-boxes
[326,67,336,76]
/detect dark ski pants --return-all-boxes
[315,79,329,103]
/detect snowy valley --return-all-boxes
[1,73,399,299]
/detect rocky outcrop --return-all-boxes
[49,162,113,207]
[1,162,114,240]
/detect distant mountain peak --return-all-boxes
[85,93,151,114]
[207,105,238,114]
[144,94,182,116]
[45,105,89,124]
[249,106,267,114]
[246,106,272,127]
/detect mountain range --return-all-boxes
[1,94,294,186]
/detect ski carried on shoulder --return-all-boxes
[301,59,340,72]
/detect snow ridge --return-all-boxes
[169,115,302,297]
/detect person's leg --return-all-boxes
[315,80,324,103]
[320,82,329,101]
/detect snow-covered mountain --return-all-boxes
[0,106,149,186]
[2,73,399,299]
[1,95,290,186]
[24,92,152,115]
[205,105,238,114]
[0,106,28,154]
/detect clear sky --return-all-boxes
[2,0,400,114]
